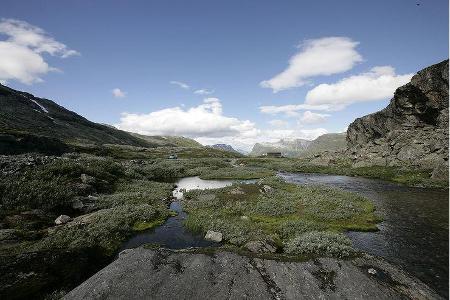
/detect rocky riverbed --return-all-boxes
[65,247,442,300]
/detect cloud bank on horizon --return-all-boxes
[115,97,328,151]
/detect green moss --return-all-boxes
[237,157,447,188]
[182,177,381,256]
[132,218,166,231]
[199,167,275,180]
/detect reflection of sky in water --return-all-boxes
[279,172,449,298]
[120,177,234,252]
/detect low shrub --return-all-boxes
[284,231,355,258]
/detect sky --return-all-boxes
[0,0,448,151]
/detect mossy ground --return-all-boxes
[237,157,448,188]
[182,176,380,257]
[0,146,444,298]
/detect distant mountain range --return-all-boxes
[208,144,244,154]
[249,133,346,157]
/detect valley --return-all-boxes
[0,60,448,299]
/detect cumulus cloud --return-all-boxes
[0,18,79,84]
[194,89,214,95]
[112,88,126,98]
[259,103,333,117]
[299,111,330,124]
[115,98,329,151]
[305,66,413,109]
[115,98,258,138]
[170,80,190,89]
[260,37,362,92]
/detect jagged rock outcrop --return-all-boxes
[347,60,449,178]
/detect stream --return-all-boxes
[119,177,235,250]
[279,172,449,298]
[120,173,448,297]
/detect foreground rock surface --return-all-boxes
[65,248,441,300]
[347,60,449,178]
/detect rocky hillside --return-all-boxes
[347,60,449,178]
[130,133,202,148]
[0,84,149,148]
[250,139,311,157]
[208,144,240,154]
[250,134,346,158]
[298,133,346,157]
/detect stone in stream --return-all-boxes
[204,230,222,242]
[64,248,443,300]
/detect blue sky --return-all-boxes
[1,0,448,150]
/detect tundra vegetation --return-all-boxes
[183,177,379,258]
[0,142,442,299]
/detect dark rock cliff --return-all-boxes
[347,60,449,178]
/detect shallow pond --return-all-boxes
[279,172,449,298]
[120,177,236,251]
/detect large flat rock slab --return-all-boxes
[65,248,441,300]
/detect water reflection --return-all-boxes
[279,172,449,298]
[120,177,234,251]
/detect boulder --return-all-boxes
[262,185,273,193]
[204,230,222,242]
[80,174,96,185]
[71,197,84,210]
[55,215,71,225]
[244,240,277,253]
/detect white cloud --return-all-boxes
[194,89,214,95]
[115,98,329,151]
[115,98,258,138]
[112,88,126,98]
[259,103,333,117]
[268,119,288,127]
[260,37,362,92]
[298,111,330,124]
[170,80,190,89]
[0,18,79,84]
[305,66,413,109]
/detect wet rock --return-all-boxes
[244,240,277,253]
[204,230,222,242]
[64,249,443,300]
[80,174,96,185]
[54,215,71,225]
